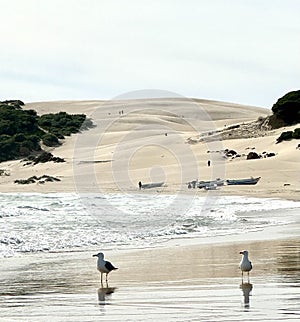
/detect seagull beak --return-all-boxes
[239,251,244,255]
[92,254,97,257]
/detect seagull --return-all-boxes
[239,250,252,281]
[93,252,118,284]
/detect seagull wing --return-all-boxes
[105,261,118,271]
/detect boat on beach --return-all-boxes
[198,178,224,189]
[226,177,261,185]
[204,183,218,190]
[140,182,164,189]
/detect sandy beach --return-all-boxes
[0,98,299,200]
[1,98,300,321]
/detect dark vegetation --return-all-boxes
[14,175,61,185]
[263,90,300,144]
[24,152,65,165]
[269,90,300,129]
[276,128,300,143]
[38,111,93,138]
[0,100,93,162]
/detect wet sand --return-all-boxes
[1,230,300,321]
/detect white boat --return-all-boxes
[204,183,218,190]
[198,178,224,189]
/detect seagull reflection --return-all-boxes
[98,285,117,305]
[240,282,253,308]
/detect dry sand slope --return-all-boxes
[0,97,299,200]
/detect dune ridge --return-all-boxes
[0,97,299,200]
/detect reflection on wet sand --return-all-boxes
[276,240,300,283]
[98,284,117,305]
[1,238,300,321]
[240,282,253,309]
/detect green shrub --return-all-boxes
[277,131,294,143]
[0,138,17,161]
[0,100,91,161]
[277,131,293,143]
[277,127,300,143]
[0,120,15,135]
[0,100,24,108]
[38,112,87,136]
[0,134,11,142]
[39,117,52,128]
[19,146,31,156]
[49,129,65,139]
[42,133,61,147]
[272,90,300,126]
[14,133,26,142]
[292,128,300,139]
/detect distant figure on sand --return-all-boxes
[208,160,211,167]
[138,181,142,190]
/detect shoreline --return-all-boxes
[1,231,300,321]
[1,193,299,321]
[1,182,300,202]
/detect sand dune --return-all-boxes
[1,97,299,200]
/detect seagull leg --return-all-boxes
[106,273,108,283]
[100,272,103,285]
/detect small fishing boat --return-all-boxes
[198,178,224,189]
[226,177,261,185]
[140,182,164,189]
[187,180,197,189]
[204,183,218,190]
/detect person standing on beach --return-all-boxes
[138,181,142,190]
[208,160,211,167]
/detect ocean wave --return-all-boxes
[0,235,23,245]
[17,205,49,212]
[1,193,300,257]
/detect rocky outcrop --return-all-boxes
[246,152,260,160]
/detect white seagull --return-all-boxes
[239,250,252,281]
[93,252,118,284]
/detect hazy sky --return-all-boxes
[1,0,299,107]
